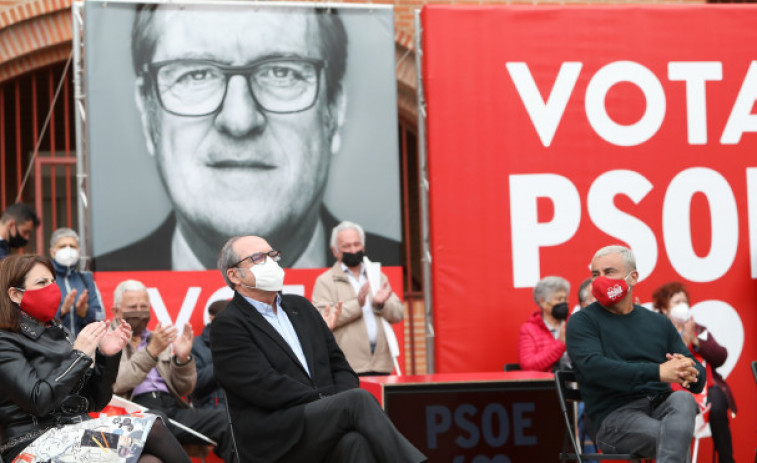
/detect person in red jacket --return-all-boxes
[652,282,736,463]
[518,276,571,372]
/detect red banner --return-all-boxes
[422,5,756,461]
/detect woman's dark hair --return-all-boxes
[0,254,55,331]
[651,281,690,314]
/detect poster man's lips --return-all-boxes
[206,160,276,169]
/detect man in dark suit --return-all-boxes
[210,235,425,463]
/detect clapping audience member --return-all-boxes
[312,221,404,376]
[652,281,736,463]
[191,299,228,409]
[0,255,189,462]
[111,279,232,461]
[50,227,105,337]
[518,276,570,371]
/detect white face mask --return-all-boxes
[242,257,285,292]
[669,302,692,325]
[54,246,80,268]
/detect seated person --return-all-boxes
[518,275,570,371]
[190,299,228,409]
[211,235,426,462]
[567,245,706,462]
[50,227,105,337]
[111,280,232,461]
[0,255,189,463]
[652,282,736,463]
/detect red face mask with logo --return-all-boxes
[17,283,62,322]
[591,273,632,307]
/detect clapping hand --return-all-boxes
[172,324,194,362]
[74,289,89,317]
[98,320,131,356]
[373,282,392,308]
[322,301,343,330]
[73,321,107,358]
[146,323,177,359]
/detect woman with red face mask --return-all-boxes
[0,254,191,463]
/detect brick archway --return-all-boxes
[0,0,72,83]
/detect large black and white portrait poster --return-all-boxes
[84,0,401,271]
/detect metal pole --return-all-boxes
[414,9,435,374]
[72,0,92,270]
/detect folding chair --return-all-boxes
[555,370,648,462]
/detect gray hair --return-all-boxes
[330,221,366,249]
[533,276,570,305]
[593,245,636,273]
[218,236,244,289]
[113,280,148,307]
[50,227,79,248]
[577,278,593,305]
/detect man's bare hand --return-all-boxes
[322,301,343,330]
[61,289,77,316]
[373,282,392,308]
[75,289,89,318]
[357,282,370,307]
[173,324,194,362]
[660,353,699,388]
[146,323,176,359]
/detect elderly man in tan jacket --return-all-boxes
[312,221,404,375]
[111,279,232,461]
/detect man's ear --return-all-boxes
[134,77,156,157]
[328,89,347,155]
[227,268,241,287]
[331,246,340,260]
[111,305,121,320]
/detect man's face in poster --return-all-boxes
[133,7,346,266]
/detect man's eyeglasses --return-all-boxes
[142,58,326,117]
[233,250,282,268]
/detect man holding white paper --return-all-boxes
[312,221,404,375]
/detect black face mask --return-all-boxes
[341,250,365,267]
[551,302,569,321]
[7,225,28,249]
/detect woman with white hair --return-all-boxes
[49,228,105,337]
[518,276,571,372]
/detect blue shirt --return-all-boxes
[245,294,310,376]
